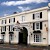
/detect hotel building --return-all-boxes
[0,4,50,46]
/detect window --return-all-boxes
[35,22,40,30]
[1,26,6,32]
[2,19,6,24]
[10,18,12,23]
[34,34,41,42]
[9,25,14,31]
[33,12,42,19]
[9,18,15,23]
[9,34,14,41]
[35,13,40,19]
[21,16,25,22]
[33,22,42,30]
[1,35,5,40]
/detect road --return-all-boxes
[0,44,49,50]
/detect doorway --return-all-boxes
[19,32,23,44]
[19,27,28,45]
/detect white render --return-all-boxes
[48,9,50,45]
[0,4,50,46]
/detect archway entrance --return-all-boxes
[19,27,28,45]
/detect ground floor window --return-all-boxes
[1,35,5,42]
[34,34,41,42]
[9,34,14,41]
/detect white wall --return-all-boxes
[48,10,50,45]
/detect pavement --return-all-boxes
[0,44,49,50]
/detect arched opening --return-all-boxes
[19,27,28,45]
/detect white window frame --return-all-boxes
[12,18,15,22]
[10,18,13,23]
[2,19,6,24]
[1,35,5,40]
[10,18,15,23]
[35,22,40,30]
[2,26,5,32]
[34,34,41,42]
[35,13,40,19]
[10,25,14,31]
[10,18,12,23]
[9,34,14,41]
[21,16,25,22]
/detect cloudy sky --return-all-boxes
[0,0,49,17]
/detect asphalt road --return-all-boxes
[0,44,49,50]
[0,45,17,50]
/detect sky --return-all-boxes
[0,0,50,17]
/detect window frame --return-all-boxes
[21,16,25,22]
[35,13,40,19]
[9,25,14,31]
[9,18,15,23]
[35,22,40,30]
[34,34,41,42]
[9,34,14,41]
[2,19,6,24]
[1,26,6,32]
[1,35,5,40]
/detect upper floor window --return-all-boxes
[2,19,6,24]
[9,18,15,23]
[13,18,15,22]
[33,12,42,19]
[35,13,40,19]
[35,22,40,30]
[21,16,25,22]
[33,22,42,30]
[9,25,14,31]
[1,26,6,32]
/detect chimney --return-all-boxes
[13,12,17,14]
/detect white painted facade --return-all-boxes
[48,9,50,45]
[0,4,50,46]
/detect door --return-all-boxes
[19,32,23,44]
[19,27,28,45]
[22,27,28,44]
